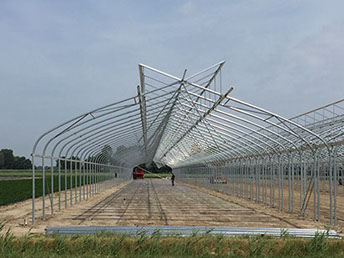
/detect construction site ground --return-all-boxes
[0,179,337,236]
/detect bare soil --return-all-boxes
[0,179,334,236]
[205,178,344,231]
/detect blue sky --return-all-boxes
[0,0,343,157]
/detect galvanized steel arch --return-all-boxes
[31,62,342,225]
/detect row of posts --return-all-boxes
[32,155,131,224]
[175,148,341,225]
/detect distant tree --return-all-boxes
[147,161,158,173]
[101,145,113,164]
[13,156,31,169]
[140,161,172,173]
[159,165,172,173]
[1,149,15,169]
[0,151,4,169]
[115,145,128,154]
[138,163,147,170]
[55,156,82,170]
[0,149,31,169]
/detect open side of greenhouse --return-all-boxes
[32,61,344,227]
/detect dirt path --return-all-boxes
[204,178,344,230]
[181,181,330,230]
[0,181,131,235]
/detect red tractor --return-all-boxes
[132,167,144,179]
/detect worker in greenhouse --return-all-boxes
[171,172,175,186]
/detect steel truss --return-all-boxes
[32,62,344,225]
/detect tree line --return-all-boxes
[0,146,172,172]
[0,149,32,169]
[138,161,172,173]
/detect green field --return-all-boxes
[0,175,80,206]
[0,169,170,206]
[0,170,110,206]
[0,169,85,177]
[0,223,342,258]
[0,169,35,177]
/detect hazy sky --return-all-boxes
[1,0,343,158]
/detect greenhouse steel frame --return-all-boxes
[32,61,344,225]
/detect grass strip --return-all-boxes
[0,223,342,258]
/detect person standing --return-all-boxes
[171,173,175,186]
